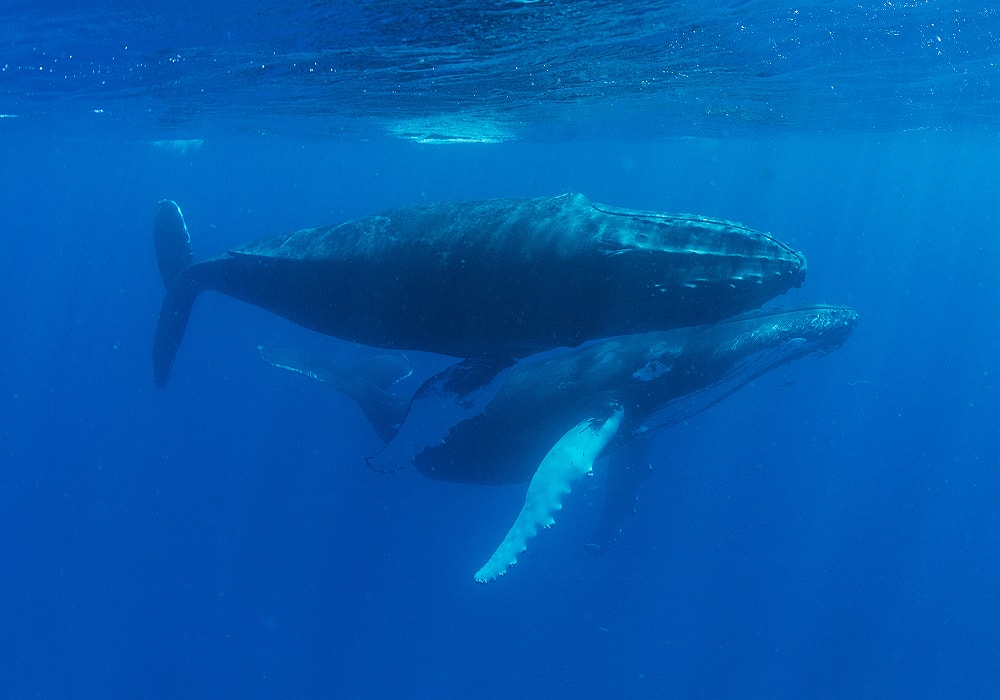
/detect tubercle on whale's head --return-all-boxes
[719,304,859,359]
[749,229,807,290]
[799,304,859,352]
[632,214,808,297]
[791,249,808,288]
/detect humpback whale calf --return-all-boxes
[153,194,807,388]
[261,304,858,582]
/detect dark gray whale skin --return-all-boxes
[262,304,857,553]
[154,193,807,386]
[411,304,857,485]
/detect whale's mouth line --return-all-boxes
[631,310,857,439]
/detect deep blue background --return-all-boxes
[2,124,999,697]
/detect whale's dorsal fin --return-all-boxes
[475,404,624,583]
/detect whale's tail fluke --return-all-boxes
[154,200,194,289]
[259,347,412,444]
[153,200,198,387]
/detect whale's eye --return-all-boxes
[633,360,672,382]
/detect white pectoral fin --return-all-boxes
[474,404,624,583]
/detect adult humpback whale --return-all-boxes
[153,194,807,387]
[261,304,858,582]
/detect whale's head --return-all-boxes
[706,304,859,361]
[676,304,859,391]
[591,203,810,328]
[629,304,858,436]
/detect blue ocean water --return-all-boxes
[2,3,999,698]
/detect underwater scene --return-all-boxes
[2,2,999,697]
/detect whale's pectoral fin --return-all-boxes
[474,404,625,583]
[367,357,515,473]
[585,438,653,554]
[259,347,411,445]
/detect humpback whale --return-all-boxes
[261,304,858,582]
[153,194,807,387]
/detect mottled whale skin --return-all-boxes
[262,304,858,580]
[154,194,806,386]
[411,304,857,486]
